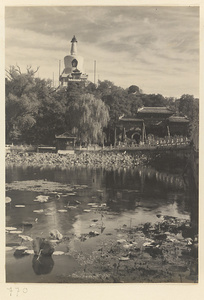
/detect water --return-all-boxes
[5,163,196,283]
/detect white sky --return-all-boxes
[5,5,199,98]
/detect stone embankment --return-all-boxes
[5,152,149,169]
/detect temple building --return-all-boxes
[117,107,189,145]
[55,132,77,151]
[60,36,88,86]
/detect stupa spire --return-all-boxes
[70,35,77,55]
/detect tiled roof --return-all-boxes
[137,107,173,114]
[119,117,144,122]
[55,132,77,139]
[168,116,189,123]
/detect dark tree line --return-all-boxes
[5,66,199,146]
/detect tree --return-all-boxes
[178,94,195,117]
[66,93,109,144]
[165,97,177,113]
[66,81,85,105]
[127,85,141,94]
[96,80,115,98]
[5,65,66,145]
[127,93,143,116]
[28,89,67,145]
[141,93,167,107]
[85,81,97,94]
[6,66,40,143]
[178,94,199,144]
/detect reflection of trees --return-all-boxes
[138,167,185,190]
[104,166,189,213]
[6,164,196,228]
[104,167,185,192]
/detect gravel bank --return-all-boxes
[6,152,150,169]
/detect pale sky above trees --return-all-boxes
[5,5,199,98]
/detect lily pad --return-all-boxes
[6,247,13,251]
[6,242,20,247]
[6,180,75,193]
[49,240,59,243]
[45,212,54,216]
[24,250,34,255]
[6,197,12,203]
[6,227,17,231]
[19,235,33,241]
[33,209,44,213]
[53,251,64,255]
[67,206,77,209]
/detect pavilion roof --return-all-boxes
[119,117,144,122]
[55,132,77,139]
[168,116,189,123]
[137,107,173,114]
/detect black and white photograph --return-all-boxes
[3,2,200,287]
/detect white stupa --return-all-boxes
[60,35,88,86]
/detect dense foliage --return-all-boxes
[177,94,199,148]
[5,66,199,146]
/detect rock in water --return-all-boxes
[32,237,55,256]
[21,222,33,228]
[89,231,100,237]
[34,195,49,203]
[49,229,63,240]
[14,246,28,257]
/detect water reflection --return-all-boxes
[32,255,54,275]
[6,164,185,189]
[6,162,197,282]
[6,164,192,218]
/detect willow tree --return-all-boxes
[66,93,109,145]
